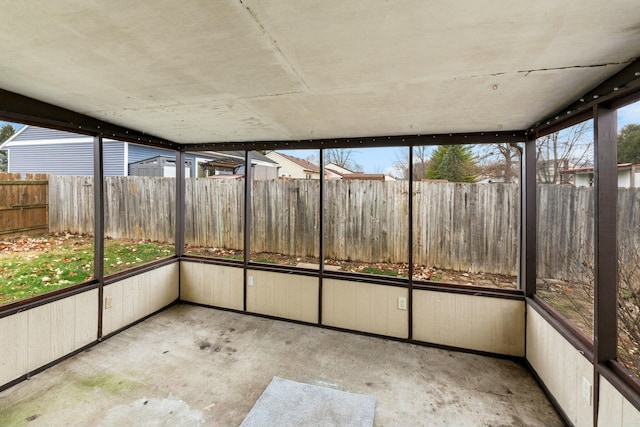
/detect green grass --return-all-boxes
[0,237,174,306]
[253,256,276,264]
[361,266,400,277]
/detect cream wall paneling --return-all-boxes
[246,269,318,323]
[322,278,408,339]
[0,289,98,386]
[180,261,243,310]
[597,376,640,427]
[102,263,179,336]
[412,290,525,356]
[526,304,594,427]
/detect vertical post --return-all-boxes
[593,104,618,425]
[175,149,185,258]
[521,137,537,297]
[243,151,253,312]
[593,104,618,361]
[93,134,105,340]
[408,146,414,340]
[318,149,325,325]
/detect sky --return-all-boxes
[2,100,639,174]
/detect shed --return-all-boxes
[129,155,193,177]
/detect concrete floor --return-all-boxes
[0,304,564,427]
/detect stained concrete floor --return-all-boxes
[0,304,565,427]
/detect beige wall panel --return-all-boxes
[623,395,640,426]
[148,263,179,311]
[1,290,98,388]
[246,270,318,323]
[102,281,124,335]
[413,290,524,356]
[102,264,179,336]
[50,297,76,358]
[27,304,53,371]
[598,376,640,427]
[74,289,98,348]
[180,262,243,310]
[179,261,201,302]
[598,377,624,426]
[0,311,28,385]
[526,305,594,427]
[322,279,408,338]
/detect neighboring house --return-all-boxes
[325,162,354,177]
[0,126,278,179]
[199,150,279,180]
[265,151,320,179]
[341,173,397,182]
[560,163,640,188]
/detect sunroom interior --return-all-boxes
[1,2,640,426]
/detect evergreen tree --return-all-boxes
[425,145,477,182]
[0,124,16,172]
[618,124,640,164]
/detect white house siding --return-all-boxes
[618,169,631,188]
[7,141,124,176]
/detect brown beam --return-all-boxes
[181,131,526,152]
[593,104,618,426]
[0,88,178,150]
[93,135,105,340]
[175,150,185,258]
[531,59,640,137]
[521,136,537,297]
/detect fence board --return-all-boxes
[48,176,640,279]
[0,173,48,237]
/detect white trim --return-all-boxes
[123,142,129,176]
[0,124,28,149]
[195,157,211,178]
[4,136,120,147]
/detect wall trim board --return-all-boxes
[0,281,99,319]
[0,341,98,393]
[103,257,179,286]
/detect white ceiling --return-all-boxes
[1,1,639,144]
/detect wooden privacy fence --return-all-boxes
[48,176,640,279]
[49,176,175,242]
[0,173,48,238]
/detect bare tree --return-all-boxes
[392,146,431,180]
[477,143,521,183]
[325,149,359,171]
[536,121,593,184]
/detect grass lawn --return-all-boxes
[0,234,174,306]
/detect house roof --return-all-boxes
[342,173,386,181]
[0,2,638,146]
[274,152,320,173]
[560,163,640,174]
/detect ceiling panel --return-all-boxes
[0,1,638,143]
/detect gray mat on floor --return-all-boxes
[240,377,376,427]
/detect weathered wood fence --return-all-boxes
[48,176,640,279]
[0,173,48,238]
